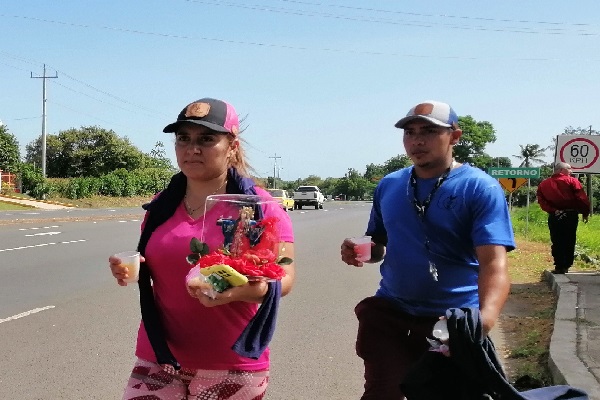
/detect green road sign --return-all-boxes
[487,167,540,179]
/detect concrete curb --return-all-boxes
[0,194,76,208]
[545,270,599,399]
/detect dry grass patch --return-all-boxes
[501,239,556,389]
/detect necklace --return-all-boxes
[184,180,227,216]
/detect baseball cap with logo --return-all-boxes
[394,100,459,130]
[163,98,240,135]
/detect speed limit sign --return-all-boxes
[555,135,600,173]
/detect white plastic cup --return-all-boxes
[115,251,140,283]
[432,319,449,341]
[350,236,372,262]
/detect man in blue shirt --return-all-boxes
[340,100,515,400]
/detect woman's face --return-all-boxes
[174,122,237,181]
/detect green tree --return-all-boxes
[475,155,512,170]
[335,168,371,200]
[299,175,323,187]
[513,144,548,167]
[146,141,174,170]
[26,126,146,177]
[383,155,412,175]
[364,155,412,184]
[0,124,20,173]
[562,126,600,136]
[364,163,386,183]
[17,162,48,199]
[454,116,497,168]
[319,177,340,197]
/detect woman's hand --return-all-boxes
[186,274,268,307]
[108,254,145,286]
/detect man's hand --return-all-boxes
[340,238,365,267]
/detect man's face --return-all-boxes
[402,119,461,169]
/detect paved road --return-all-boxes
[0,202,379,399]
[0,206,144,224]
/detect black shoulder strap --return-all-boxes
[136,172,185,369]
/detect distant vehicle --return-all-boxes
[266,188,294,211]
[293,186,324,210]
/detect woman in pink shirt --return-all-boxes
[109,97,295,399]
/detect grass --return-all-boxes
[511,205,600,270]
[502,244,556,389]
[0,201,33,210]
[511,330,545,359]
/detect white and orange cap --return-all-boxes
[395,100,459,129]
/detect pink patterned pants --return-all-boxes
[122,358,269,400]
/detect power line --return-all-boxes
[1,13,598,62]
[273,0,596,29]
[51,80,162,119]
[54,69,168,117]
[179,0,599,36]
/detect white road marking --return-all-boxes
[24,231,61,237]
[19,226,60,231]
[0,239,86,252]
[0,306,55,324]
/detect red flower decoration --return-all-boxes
[191,215,288,280]
[195,250,286,279]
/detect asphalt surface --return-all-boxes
[3,195,600,398]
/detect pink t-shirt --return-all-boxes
[135,188,294,370]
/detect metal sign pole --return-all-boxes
[526,178,530,237]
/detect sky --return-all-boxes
[1,1,600,182]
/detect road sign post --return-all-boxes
[555,135,600,216]
[488,167,540,179]
[555,135,600,174]
[498,177,528,193]
[488,168,540,237]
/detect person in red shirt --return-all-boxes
[536,162,590,274]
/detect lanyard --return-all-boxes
[410,166,452,220]
[409,163,454,280]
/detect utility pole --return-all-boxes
[31,64,58,178]
[269,153,281,189]
[587,125,594,215]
